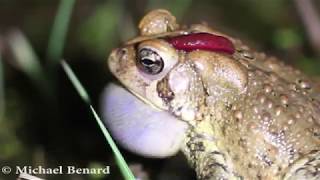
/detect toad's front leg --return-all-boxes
[182,124,241,180]
[284,150,320,180]
[171,50,249,179]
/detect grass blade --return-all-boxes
[47,0,76,64]
[8,31,43,79]
[8,30,52,97]
[61,61,90,103]
[61,60,135,180]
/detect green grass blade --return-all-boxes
[8,31,43,79]
[61,60,135,180]
[47,0,75,64]
[8,31,51,97]
[61,61,90,103]
[88,105,135,180]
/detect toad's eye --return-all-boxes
[137,48,164,75]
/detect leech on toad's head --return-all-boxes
[166,33,235,54]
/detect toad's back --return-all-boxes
[202,51,320,179]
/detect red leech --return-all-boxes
[166,33,235,54]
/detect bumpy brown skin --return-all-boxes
[108,9,320,180]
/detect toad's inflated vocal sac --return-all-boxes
[101,9,320,180]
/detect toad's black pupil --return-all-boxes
[141,58,155,66]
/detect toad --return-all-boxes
[102,9,320,180]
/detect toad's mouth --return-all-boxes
[125,86,164,111]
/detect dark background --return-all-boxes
[0,0,319,179]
